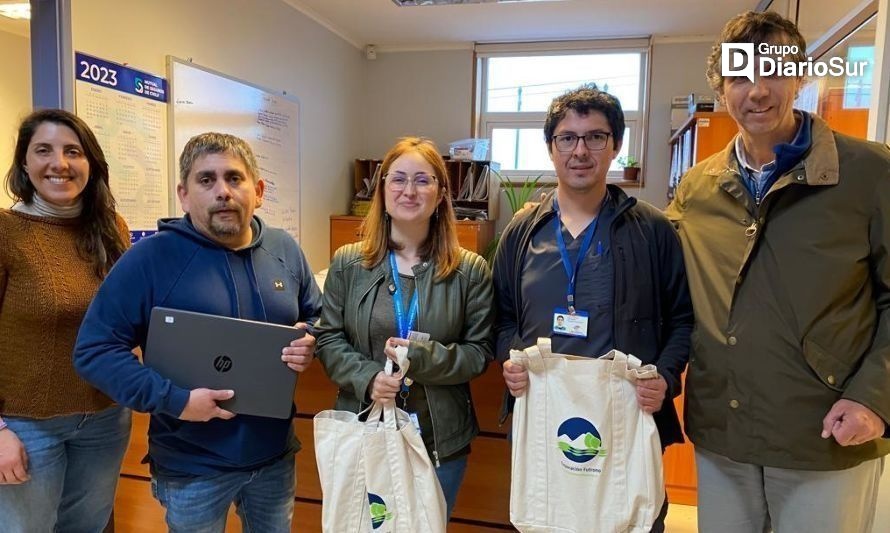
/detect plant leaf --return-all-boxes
[584,433,601,450]
[495,170,543,214]
[370,502,387,518]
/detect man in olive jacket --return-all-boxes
[666,11,890,532]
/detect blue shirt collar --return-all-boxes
[734,110,813,203]
[773,110,812,176]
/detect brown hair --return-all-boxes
[178,132,260,186]
[544,83,624,151]
[706,10,807,93]
[360,137,460,281]
[4,108,128,278]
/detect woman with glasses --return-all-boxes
[316,136,495,519]
[0,109,131,531]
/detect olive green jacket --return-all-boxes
[665,115,890,470]
[315,242,495,461]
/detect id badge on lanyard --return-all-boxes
[389,251,430,396]
[551,197,605,339]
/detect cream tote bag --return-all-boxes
[509,338,665,533]
[313,351,447,533]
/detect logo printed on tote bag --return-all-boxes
[368,493,394,529]
[556,417,607,474]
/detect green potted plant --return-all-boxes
[618,155,640,182]
[483,170,543,262]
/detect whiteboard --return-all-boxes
[168,57,301,240]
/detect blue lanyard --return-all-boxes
[553,196,605,313]
[388,251,419,339]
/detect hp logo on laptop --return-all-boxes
[213,356,233,373]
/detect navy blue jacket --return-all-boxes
[74,216,322,475]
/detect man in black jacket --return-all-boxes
[493,84,693,532]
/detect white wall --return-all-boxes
[70,0,365,271]
[15,6,718,262]
[0,29,31,208]
[641,40,718,208]
[363,49,474,158]
[365,42,717,226]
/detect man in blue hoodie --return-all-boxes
[74,132,322,532]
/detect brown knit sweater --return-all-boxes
[0,209,129,418]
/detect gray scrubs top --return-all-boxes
[519,194,616,358]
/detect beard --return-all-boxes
[207,204,245,237]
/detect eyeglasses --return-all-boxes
[384,172,438,192]
[552,131,612,153]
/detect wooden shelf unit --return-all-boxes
[329,215,494,260]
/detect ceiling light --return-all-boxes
[0,3,30,20]
[392,0,562,6]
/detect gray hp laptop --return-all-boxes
[143,307,304,419]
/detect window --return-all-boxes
[475,39,649,180]
[795,9,877,140]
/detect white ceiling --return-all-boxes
[6,0,855,51]
[283,0,762,50]
[0,0,28,37]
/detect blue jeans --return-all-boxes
[435,455,468,521]
[0,405,131,533]
[151,453,296,533]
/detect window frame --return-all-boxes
[474,39,650,182]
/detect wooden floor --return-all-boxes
[113,475,698,532]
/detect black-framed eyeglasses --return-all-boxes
[552,131,612,152]
[384,172,438,192]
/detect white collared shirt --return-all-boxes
[734,135,777,185]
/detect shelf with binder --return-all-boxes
[352,158,383,198]
[350,159,383,216]
[667,112,738,201]
[444,157,499,222]
[351,157,499,221]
